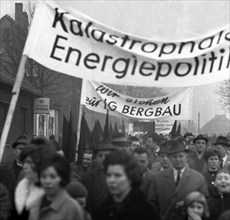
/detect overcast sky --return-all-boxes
[1,0,229,127]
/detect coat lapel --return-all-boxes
[176,167,190,189]
[165,168,176,190]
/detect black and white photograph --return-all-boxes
[0,1,230,220]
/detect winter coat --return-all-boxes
[208,192,230,220]
[29,189,84,220]
[218,210,230,220]
[150,166,209,220]
[0,183,10,220]
[8,177,44,220]
[82,167,109,214]
[187,151,206,173]
[202,169,219,196]
[93,188,161,220]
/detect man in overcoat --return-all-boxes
[150,140,209,220]
[81,142,116,215]
[187,134,208,173]
[213,136,230,169]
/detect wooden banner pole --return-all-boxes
[75,79,85,162]
[0,55,28,162]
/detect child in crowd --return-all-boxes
[208,168,230,220]
[183,191,209,220]
[66,181,92,220]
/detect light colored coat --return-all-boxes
[29,189,84,220]
[150,166,209,220]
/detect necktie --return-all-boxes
[176,170,181,186]
[220,159,224,169]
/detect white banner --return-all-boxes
[23,2,230,87]
[82,80,193,120]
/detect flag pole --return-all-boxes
[0,55,28,162]
[75,79,85,161]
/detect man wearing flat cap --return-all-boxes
[0,134,30,203]
[82,141,116,215]
[149,140,209,220]
[187,134,208,173]
[12,134,30,178]
[213,136,230,169]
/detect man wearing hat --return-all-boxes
[151,141,172,173]
[0,134,30,203]
[213,136,230,169]
[187,134,208,173]
[12,134,30,179]
[150,140,209,220]
[82,141,116,215]
[111,132,132,154]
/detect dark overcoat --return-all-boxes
[93,188,161,220]
[150,166,209,220]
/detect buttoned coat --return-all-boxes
[82,167,109,215]
[150,166,209,220]
[151,162,162,173]
[29,190,84,220]
[140,168,154,201]
[93,188,161,220]
[187,151,206,173]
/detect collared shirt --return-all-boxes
[222,155,228,166]
[172,167,186,182]
[16,161,23,167]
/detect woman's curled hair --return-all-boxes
[103,150,142,188]
[40,153,70,187]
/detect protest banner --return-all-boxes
[23,1,230,88]
[82,80,193,120]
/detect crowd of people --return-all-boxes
[0,131,230,220]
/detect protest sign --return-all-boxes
[23,2,230,87]
[82,80,193,120]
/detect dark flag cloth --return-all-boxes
[91,120,101,149]
[96,119,104,138]
[61,116,69,158]
[110,122,114,138]
[77,112,91,165]
[114,122,119,133]
[177,122,181,137]
[122,119,126,134]
[103,109,110,142]
[170,120,178,139]
[153,120,156,133]
[62,113,76,163]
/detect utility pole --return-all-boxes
[198,112,200,134]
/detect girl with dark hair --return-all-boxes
[202,148,222,196]
[93,150,161,220]
[29,153,84,220]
